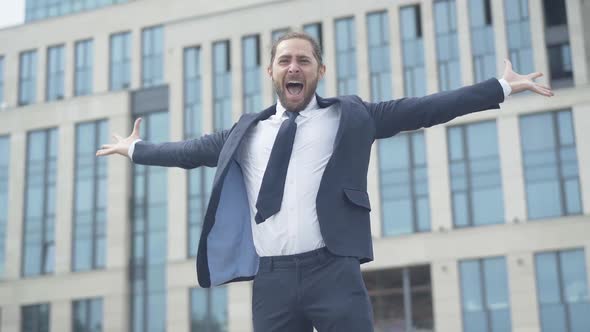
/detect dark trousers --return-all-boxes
[252,247,374,332]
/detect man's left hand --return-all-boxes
[502,59,554,97]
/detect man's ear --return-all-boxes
[319,64,326,79]
[267,66,273,77]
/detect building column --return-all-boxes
[201,42,214,134]
[94,33,109,93]
[228,282,253,332]
[0,304,19,332]
[131,27,142,90]
[64,41,74,99]
[431,260,462,332]
[355,12,370,101]
[507,252,541,332]
[389,5,404,98]
[4,52,18,109]
[54,122,74,274]
[528,0,550,86]
[425,126,453,232]
[572,103,590,215]
[5,131,26,279]
[37,45,47,103]
[260,30,273,105]
[50,299,71,332]
[565,0,589,86]
[322,17,337,97]
[231,35,244,119]
[167,287,190,332]
[421,0,439,94]
[456,0,474,86]
[491,0,509,76]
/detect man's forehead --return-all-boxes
[276,38,314,57]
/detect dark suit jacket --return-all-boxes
[132,78,505,287]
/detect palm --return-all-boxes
[502,59,553,97]
[96,118,142,157]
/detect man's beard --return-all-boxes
[273,78,319,112]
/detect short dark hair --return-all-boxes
[270,31,323,66]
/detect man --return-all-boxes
[96,32,553,331]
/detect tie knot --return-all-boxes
[285,111,299,121]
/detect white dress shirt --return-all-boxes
[129,79,512,257]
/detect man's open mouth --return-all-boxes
[286,81,304,96]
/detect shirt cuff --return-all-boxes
[498,78,512,98]
[128,139,142,160]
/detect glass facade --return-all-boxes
[19,50,38,106]
[213,40,232,132]
[73,120,108,271]
[378,132,430,236]
[459,257,512,332]
[364,265,434,331]
[0,136,8,279]
[74,39,93,96]
[535,249,590,332]
[367,11,392,102]
[142,26,164,88]
[131,112,169,332]
[73,298,103,332]
[110,31,132,91]
[448,121,504,227]
[25,0,128,22]
[46,45,65,101]
[242,35,262,114]
[469,0,496,83]
[335,17,357,95]
[302,23,325,97]
[21,303,50,332]
[190,287,228,332]
[504,0,534,74]
[22,128,58,277]
[543,0,573,88]
[271,28,290,42]
[400,5,426,97]
[434,0,461,91]
[520,110,581,220]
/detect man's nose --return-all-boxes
[288,63,301,73]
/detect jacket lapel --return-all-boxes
[316,94,346,150]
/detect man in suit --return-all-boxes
[97,32,552,331]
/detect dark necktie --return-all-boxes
[255,110,299,224]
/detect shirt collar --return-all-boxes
[276,95,319,119]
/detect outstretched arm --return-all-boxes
[366,59,553,139]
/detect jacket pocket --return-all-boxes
[343,188,372,211]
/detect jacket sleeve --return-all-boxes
[364,78,505,139]
[131,128,233,169]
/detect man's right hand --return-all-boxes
[96,118,142,158]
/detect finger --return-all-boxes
[101,144,114,150]
[527,72,543,80]
[535,83,551,90]
[532,85,553,97]
[131,118,142,137]
[96,148,116,157]
[504,58,513,72]
[112,134,123,142]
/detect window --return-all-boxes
[0,136,9,279]
[0,56,5,104]
[378,132,430,236]
[73,120,108,271]
[19,50,37,106]
[367,11,392,102]
[271,28,290,42]
[142,26,164,88]
[23,128,58,277]
[520,110,581,219]
[335,17,357,95]
[448,121,503,227]
[74,39,93,96]
[543,0,573,88]
[303,23,325,96]
[212,41,232,131]
[110,31,131,91]
[504,0,534,74]
[535,249,590,332]
[46,45,65,101]
[469,0,496,83]
[459,257,512,332]
[434,0,461,91]
[363,265,434,330]
[131,112,169,332]
[73,298,102,332]
[400,5,426,97]
[25,0,129,22]
[190,287,228,332]
[21,303,50,332]
[242,35,261,114]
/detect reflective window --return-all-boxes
[0,136,9,279]
[110,31,131,91]
[460,257,512,332]
[379,132,430,236]
[75,39,93,96]
[367,11,392,102]
[504,0,534,74]
[73,298,102,332]
[131,112,169,332]
[469,0,496,83]
[73,120,108,271]
[242,35,261,114]
[46,45,65,101]
[520,110,581,219]
[142,26,164,88]
[543,0,573,88]
[213,41,232,131]
[0,55,4,104]
[25,0,128,22]
[535,249,590,332]
[363,265,434,331]
[434,0,461,91]
[271,28,290,42]
[19,50,38,106]
[190,287,228,332]
[400,5,426,97]
[21,303,50,332]
[23,128,58,277]
[335,17,357,95]
[302,23,325,97]
[448,121,503,227]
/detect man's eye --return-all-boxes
[279,59,289,64]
